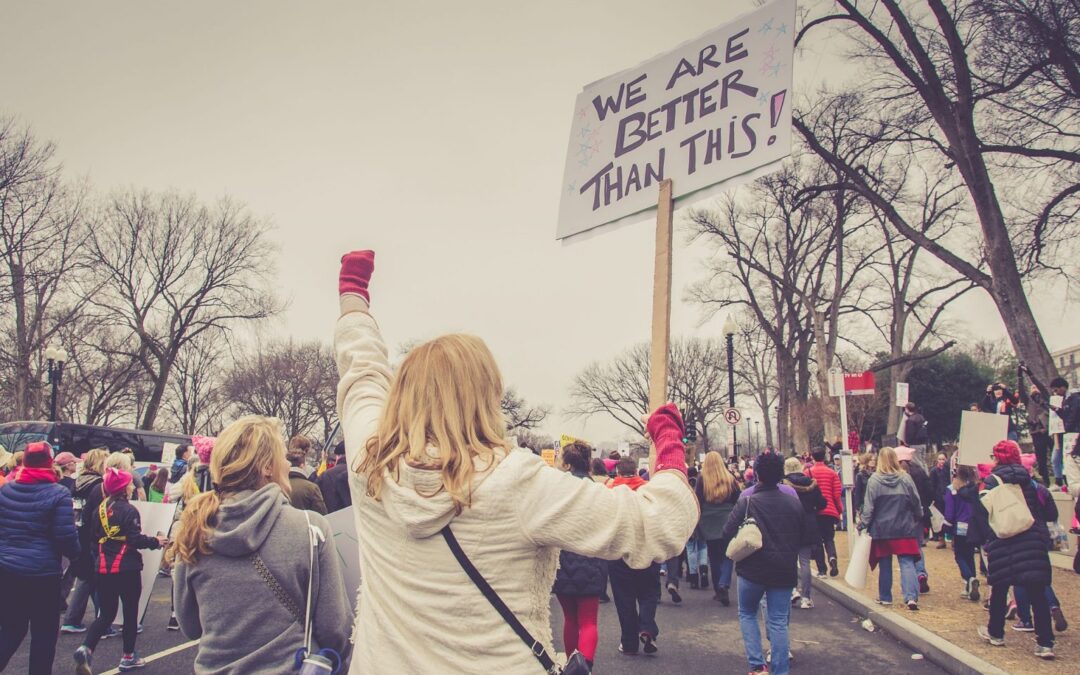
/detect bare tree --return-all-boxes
[162,335,230,435]
[732,318,780,451]
[0,119,92,420]
[796,0,1077,386]
[55,320,143,426]
[567,338,729,449]
[501,388,550,433]
[223,339,336,441]
[88,190,281,429]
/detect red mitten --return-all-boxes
[647,403,688,475]
[339,250,375,302]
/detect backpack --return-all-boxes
[979,478,1034,539]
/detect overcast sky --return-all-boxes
[3,0,1074,444]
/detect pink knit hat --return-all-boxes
[103,468,133,496]
[193,435,216,465]
[1020,453,1036,473]
[894,445,916,462]
[54,452,77,467]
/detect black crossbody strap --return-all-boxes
[441,526,559,674]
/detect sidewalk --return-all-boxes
[821,532,1078,674]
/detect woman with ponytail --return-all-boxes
[168,416,351,674]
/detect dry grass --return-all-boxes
[831,534,1078,674]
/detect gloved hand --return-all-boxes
[646,403,688,476]
[339,250,375,302]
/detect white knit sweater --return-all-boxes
[335,303,699,674]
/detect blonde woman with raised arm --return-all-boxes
[335,250,698,673]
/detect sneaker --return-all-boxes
[1011,621,1035,632]
[907,601,919,611]
[167,616,180,631]
[1034,645,1056,660]
[157,568,171,577]
[74,646,93,675]
[748,667,769,674]
[918,575,930,594]
[977,626,1005,646]
[717,586,731,606]
[61,624,87,634]
[800,598,814,609]
[969,579,980,603]
[640,632,658,655]
[1051,606,1067,632]
[875,599,892,606]
[815,571,828,579]
[791,588,801,604]
[101,626,120,639]
[618,644,639,656]
[118,654,146,671]
[935,540,947,549]
[666,583,682,605]
[766,650,794,663]
[829,557,839,577]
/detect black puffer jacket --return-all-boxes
[720,482,804,588]
[551,471,608,596]
[907,461,934,526]
[92,496,161,574]
[783,473,825,547]
[983,463,1052,588]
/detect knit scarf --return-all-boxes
[14,466,59,484]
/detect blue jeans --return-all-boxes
[686,537,709,574]
[877,554,920,603]
[1016,585,1062,623]
[953,536,976,580]
[738,578,793,675]
[1052,435,1064,481]
[705,539,734,590]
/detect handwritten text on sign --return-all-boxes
[556,0,795,240]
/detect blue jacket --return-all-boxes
[0,480,81,576]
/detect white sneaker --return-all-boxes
[800,598,814,609]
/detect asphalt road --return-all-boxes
[13,571,946,674]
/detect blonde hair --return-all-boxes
[81,449,108,475]
[357,334,511,513]
[168,416,290,565]
[105,451,133,471]
[700,451,736,503]
[876,447,901,475]
[179,460,202,504]
[857,452,876,470]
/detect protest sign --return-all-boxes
[1050,395,1065,435]
[957,410,1009,467]
[896,382,909,408]
[325,507,362,603]
[541,449,557,466]
[132,501,177,622]
[557,0,795,240]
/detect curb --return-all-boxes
[811,577,1009,675]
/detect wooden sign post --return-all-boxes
[648,179,674,471]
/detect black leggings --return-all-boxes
[0,570,61,675]
[814,515,838,572]
[84,571,141,654]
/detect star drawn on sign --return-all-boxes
[578,157,590,168]
[777,23,788,35]
[580,124,592,138]
[577,107,589,122]
[567,181,577,194]
[764,45,777,60]
[771,61,784,76]
[759,18,774,34]
[756,91,769,104]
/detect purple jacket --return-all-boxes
[943,487,971,528]
[740,483,797,500]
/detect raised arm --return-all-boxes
[516,405,698,568]
[334,250,392,470]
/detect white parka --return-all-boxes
[335,300,698,674]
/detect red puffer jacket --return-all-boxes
[808,462,843,519]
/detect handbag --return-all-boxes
[251,511,342,674]
[442,526,590,675]
[725,493,763,562]
[979,479,1034,539]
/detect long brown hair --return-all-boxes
[700,451,736,503]
[151,467,169,493]
[357,334,511,513]
[167,416,290,565]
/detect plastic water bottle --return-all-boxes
[298,653,334,675]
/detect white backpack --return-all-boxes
[979,480,1034,539]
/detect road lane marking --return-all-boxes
[99,639,199,674]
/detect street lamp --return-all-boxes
[745,417,752,455]
[723,315,737,456]
[755,420,760,454]
[45,345,68,422]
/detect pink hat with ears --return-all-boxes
[103,468,133,496]
[1020,453,1036,473]
[193,436,216,465]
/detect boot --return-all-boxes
[700,564,709,589]
[689,572,700,590]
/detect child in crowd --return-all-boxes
[943,465,986,601]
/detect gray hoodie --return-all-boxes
[859,472,921,541]
[173,483,353,674]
